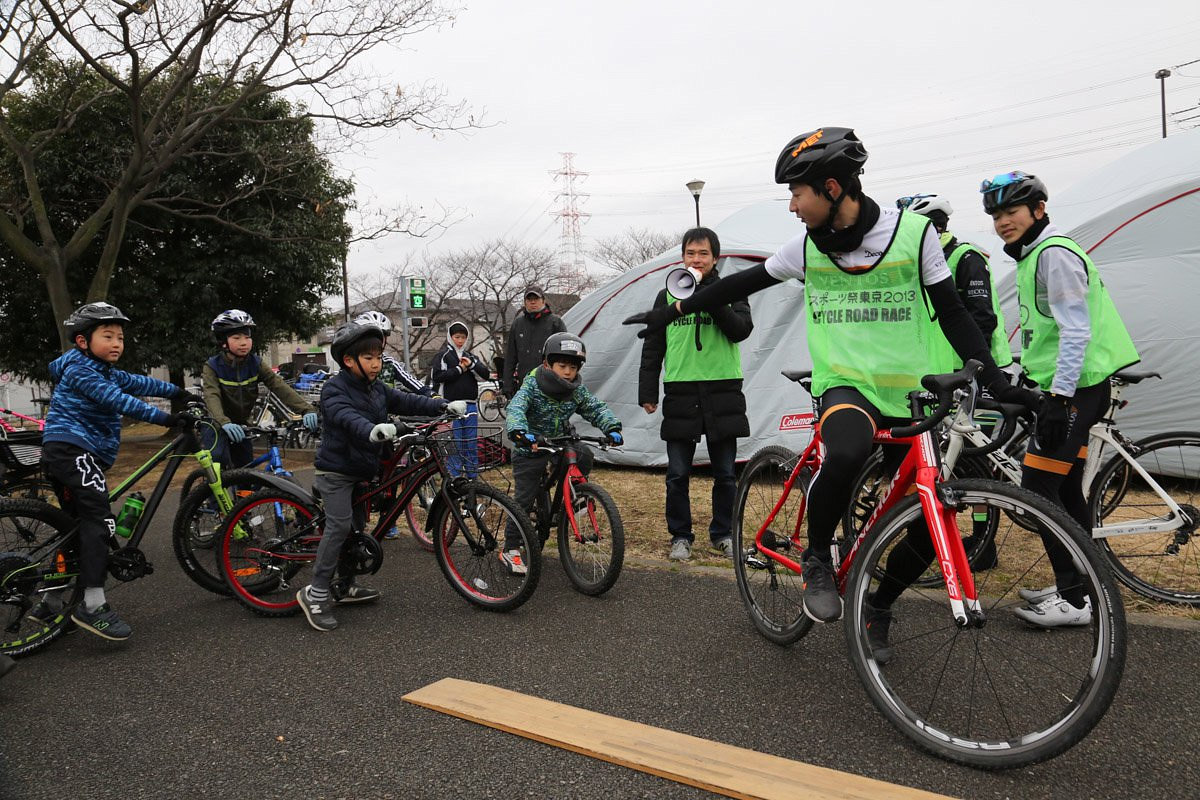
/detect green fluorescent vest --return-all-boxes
[929,242,1014,370]
[804,211,940,417]
[663,289,743,383]
[1016,236,1139,390]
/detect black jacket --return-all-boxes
[943,236,998,341]
[314,370,445,479]
[637,268,754,441]
[431,344,490,401]
[502,306,566,395]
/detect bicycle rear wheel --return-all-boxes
[733,445,812,646]
[0,499,81,656]
[432,481,540,611]
[477,388,504,422]
[218,491,320,617]
[1090,433,1200,606]
[843,478,1126,769]
[557,482,624,596]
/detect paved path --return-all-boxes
[1,493,1197,800]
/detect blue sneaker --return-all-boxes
[70,604,132,641]
[383,527,401,540]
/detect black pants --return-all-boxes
[42,441,114,589]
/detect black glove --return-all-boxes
[1037,393,1073,451]
[988,379,1040,415]
[161,412,188,428]
[177,390,204,405]
[508,429,537,449]
[622,304,682,339]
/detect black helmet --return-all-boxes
[542,332,586,364]
[980,171,1048,214]
[211,309,256,341]
[64,302,131,340]
[330,322,384,365]
[774,127,868,185]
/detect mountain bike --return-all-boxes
[732,362,1126,769]
[523,433,624,596]
[476,386,508,422]
[848,370,1200,606]
[0,406,298,655]
[215,416,540,615]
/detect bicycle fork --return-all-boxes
[913,443,982,628]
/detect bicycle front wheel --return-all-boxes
[432,482,540,611]
[556,482,624,596]
[733,445,812,646]
[218,491,321,617]
[405,471,442,552]
[843,478,1126,769]
[1091,432,1200,606]
[172,484,234,595]
[0,499,81,656]
[477,388,503,422]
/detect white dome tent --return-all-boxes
[567,129,1200,465]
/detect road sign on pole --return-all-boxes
[409,278,427,310]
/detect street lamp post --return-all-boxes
[1156,68,1172,138]
[686,179,705,227]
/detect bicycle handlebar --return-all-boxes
[958,398,1031,457]
[887,360,983,439]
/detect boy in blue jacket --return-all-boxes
[299,322,465,632]
[41,302,191,640]
[504,332,622,574]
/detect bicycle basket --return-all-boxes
[429,421,509,474]
[0,430,42,469]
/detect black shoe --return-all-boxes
[332,582,381,604]
[864,593,894,665]
[70,604,132,641]
[962,532,998,570]
[801,555,842,623]
[297,586,338,631]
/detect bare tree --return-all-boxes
[590,226,679,272]
[0,0,473,347]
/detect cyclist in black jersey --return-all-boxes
[625,128,1038,656]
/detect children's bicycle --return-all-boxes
[732,362,1126,769]
[214,416,540,615]
[476,386,508,422]
[524,433,625,596]
[0,405,298,655]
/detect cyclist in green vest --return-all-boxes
[982,171,1140,628]
[637,227,753,562]
[625,128,1038,658]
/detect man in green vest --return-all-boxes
[637,227,753,562]
[626,128,1039,663]
[982,171,1140,628]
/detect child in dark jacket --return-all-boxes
[42,302,190,641]
[430,321,490,477]
[299,322,464,632]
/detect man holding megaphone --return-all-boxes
[637,227,753,562]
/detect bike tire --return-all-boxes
[432,481,540,611]
[405,472,442,552]
[842,478,1126,769]
[172,484,233,595]
[556,482,624,596]
[0,499,82,656]
[218,490,321,617]
[477,388,503,422]
[1090,432,1200,606]
[732,445,812,646]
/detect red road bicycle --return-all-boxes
[732,361,1126,769]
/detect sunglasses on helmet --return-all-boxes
[895,193,936,210]
[979,171,1032,194]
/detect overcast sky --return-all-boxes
[339,0,1200,283]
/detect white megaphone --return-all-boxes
[665,266,703,300]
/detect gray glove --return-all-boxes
[369,423,397,443]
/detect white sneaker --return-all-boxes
[1017,584,1059,604]
[669,540,691,561]
[1013,595,1092,628]
[499,549,528,575]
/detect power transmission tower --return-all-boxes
[550,152,590,285]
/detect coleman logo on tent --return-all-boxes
[778,412,814,431]
[791,129,824,157]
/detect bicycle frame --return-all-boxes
[537,440,597,543]
[753,400,982,627]
[0,407,45,432]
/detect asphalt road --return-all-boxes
[1,489,1197,800]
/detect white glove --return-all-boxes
[446,400,469,417]
[369,423,397,442]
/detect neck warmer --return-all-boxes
[807,195,881,255]
[524,305,552,322]
[535,364,580,400]
[1003,214,1051,261]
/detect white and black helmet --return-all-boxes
[64,302,131,339]
[353,310,393,334]
[211,309,256,341]
[896,193,953,218]
[542,332,586,364]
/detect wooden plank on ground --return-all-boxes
[402,677,956,800]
